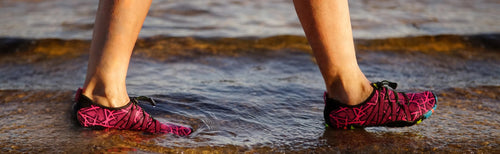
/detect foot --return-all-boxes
[73,88,192,136]
[324,80,437,129]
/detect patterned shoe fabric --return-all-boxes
[324,80,437,129]
[73,88,192,136]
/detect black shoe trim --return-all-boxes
[74,89,133,111]
[323,85,377,127]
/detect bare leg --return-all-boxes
[293,0,372,105]
[83,0,152,107]
[75,0,192,135]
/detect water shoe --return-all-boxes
[73,88,192,136]
[324,80,437,129]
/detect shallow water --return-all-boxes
[0,34,499,153]
[1,0,499,153]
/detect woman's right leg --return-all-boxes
[293,0,437,129]
[293,0,372,105]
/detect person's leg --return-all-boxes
[74,0,192,135]
[293,0,437,129]
[293,0,372,105]
[82,0,151,108]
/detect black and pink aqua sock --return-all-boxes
[324,80,437,129]
[74,88,192,136]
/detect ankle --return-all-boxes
[82,86,130,108]
[326,77,373,106]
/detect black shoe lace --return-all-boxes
[133,96,157,106]
[373,80,410,105]
[372,80,412,122]
[126,96,160,132]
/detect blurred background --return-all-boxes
[0,0,499,39]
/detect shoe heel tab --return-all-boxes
[75,88,83,102]
[323,92,328,104]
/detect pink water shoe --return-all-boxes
[73,88,192,136]
[324,80,437,129]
